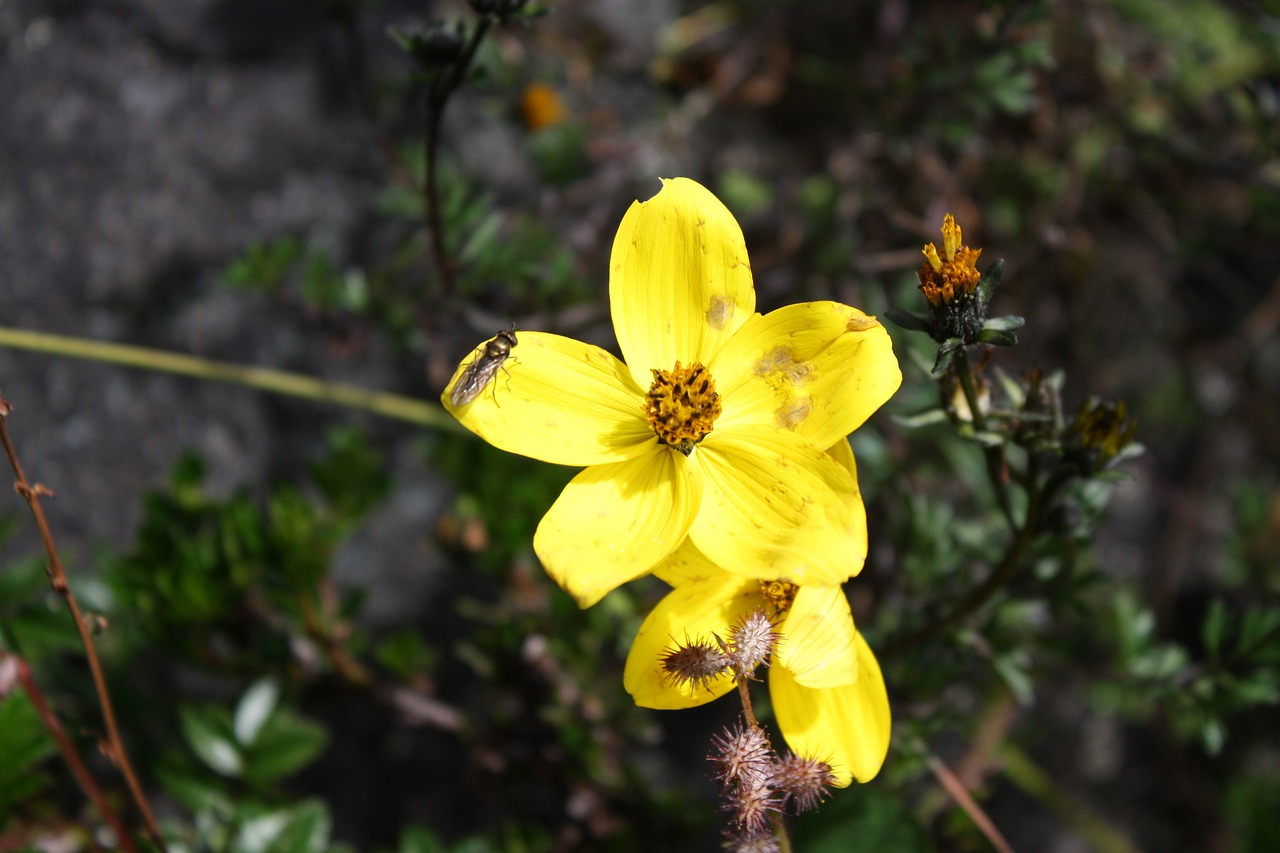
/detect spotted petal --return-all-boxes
[712,302,902,450]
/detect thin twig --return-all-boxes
[1,651,137,853]
[954,347,1016,531]
[927,753,1016,853]
[0,326,465,435]
[0,397,167,850]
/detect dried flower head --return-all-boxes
[727,608,781,676]
[771,753,836,813]
[726,772,783,835]
[710,720,775,790]
[660,637,732,693]
[1068,397,1139,472]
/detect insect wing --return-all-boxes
[448,330,517,406]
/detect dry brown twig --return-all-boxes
[0,391,167,851]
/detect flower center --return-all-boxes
[759,580,799,615]
[645,361,722,453]
[918,213,983,308]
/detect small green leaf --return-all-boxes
[243,709,328,785]
[1201,715,1226,755]
[180,705,243,778]
[1202,599,1229,660]
[0,691,56,814]
[395,827,445,853]
[273,800,333,853]
[893,408,951,429]
[976,328,1019,347]
[931,342,960,376]
[883,308,931,333]
[234,679,281,747]
[984,314,1026,331]
[977,258,1005,304]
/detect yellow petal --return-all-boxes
[711,302,902,450]
[770,632,891,786]
[688,425,864,586]
[534,447,702,608]
[776,585,859,688]
[650,537,731,588]
[443,332,656,466]
[827,439,869,547]
[624,575,759,709]
[609,178,756,388]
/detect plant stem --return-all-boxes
[0,402,166,850]
[927,753,1015,853]
[0,326,466,434]
[953,347,1016,530]
[423,103,453,298]
[422,17,492,301]
[1,651,139,853]
[736,678,757,727]
[883,454,1044,657]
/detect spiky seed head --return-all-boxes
[709,721,774,789]
[660,637,732,693]
[727,773,783,835]
[771,753,836,813]
[728,608,781,676]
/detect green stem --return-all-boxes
[422,17,492,301]
[0,327,465,435]
[953,347,1016,530]
[883,455,1043,657]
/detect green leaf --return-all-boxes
[1202,599,1229,660]
[1201,715,1226,756]
[272,800,332,853]
[242,709,328,785]
[0,690,56,816]
[931,342,960,376]
[977,258,1005,305]
[180,705,243,778]
[375,630,437,680]
[975,328,1019,347]
[983,314,1026,331]
[394,827,447,853]
[884,308,932,333]
[893,408,951,429]
[234,679,281,747]
[993,651,1036,706]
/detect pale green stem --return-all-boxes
[0,327,466,435]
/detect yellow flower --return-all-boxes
[442,178,901,607]
[622,440,890,785]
